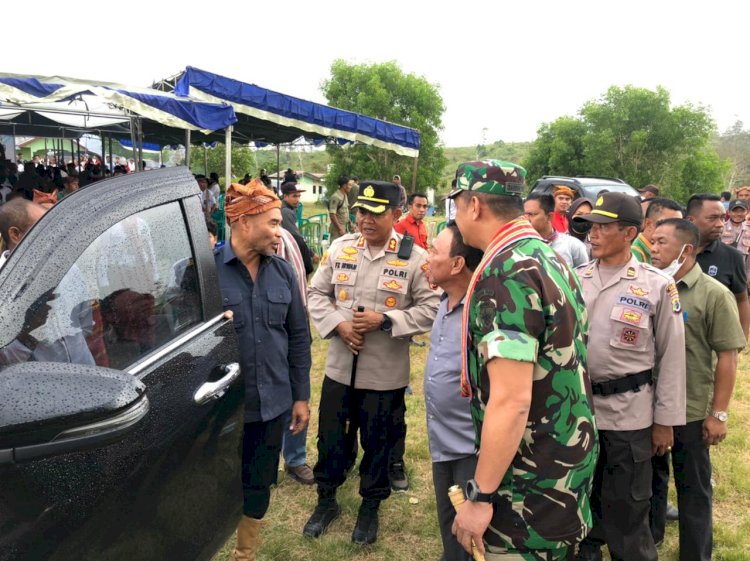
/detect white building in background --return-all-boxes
[269,170,326,204]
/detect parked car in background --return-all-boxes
[0,168,243,561]
[528,176,640,201]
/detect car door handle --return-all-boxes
[194,363,241,405]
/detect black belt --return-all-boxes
[591,370,653,396]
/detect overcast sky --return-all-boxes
[5,0,748,147]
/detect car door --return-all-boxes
[0,168,243,561]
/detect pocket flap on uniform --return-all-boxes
[378,274,409,294]
[629,435,653,463]
[222,289,243,307]
[610,304,649,328]
[267,287,292,304]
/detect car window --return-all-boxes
[0,202,202,371]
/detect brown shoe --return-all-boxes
[232,516,262,561]
[286,463,315,485]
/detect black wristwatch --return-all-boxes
[380,314,393,332]
[465,479,494,503]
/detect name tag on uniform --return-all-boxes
[617,295,650,310]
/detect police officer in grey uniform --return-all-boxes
[573,193,687,561]
[303,180,439,545]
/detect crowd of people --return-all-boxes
[0,152,746,561]
[211,159,747,561]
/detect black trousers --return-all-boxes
[649,452,670,544]
[389,395,407,467]
[241,413,285,519]
[314,376,404,501]
[432,455,477,561]
[650,421,712,561]
[580,428,657,561]
[345,392,407,470]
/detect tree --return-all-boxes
[524,86,729,201]
[321,60,447,195]
[189,143,271,183]
[715,121,750,189]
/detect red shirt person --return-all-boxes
[394,192,429,249]
[551,185,575,233]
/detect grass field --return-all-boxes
[212,333,750,561]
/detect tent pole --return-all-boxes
[44,138,48,165]
[185,130,191,170]
[70,140,74,167]
[276,144,280,195]
[410,155,419,195]
[225,126,232,187]
[204,145,208,175]
[137,118,144,171]
[129,117,138,171]
[108,136,113,172]
[76,138,81,172]
[224,126,233,246]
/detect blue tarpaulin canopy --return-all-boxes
[0,73,237,137]
[172,66,420,157]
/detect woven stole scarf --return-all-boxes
[460,218,542,397]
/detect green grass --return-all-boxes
[213,338,750,561]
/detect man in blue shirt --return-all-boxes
[216,180,311,561]
[424,222,483,561]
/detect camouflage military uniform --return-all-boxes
[465,218,598,560]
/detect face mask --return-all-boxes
[569,220,592,236]
[661,244,687,277]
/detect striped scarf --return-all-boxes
[460,218,542,397]
[277,227,308,307]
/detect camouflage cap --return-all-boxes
[447,160,527,199]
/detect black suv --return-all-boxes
[0,168,243,561]
[528,176,639,201]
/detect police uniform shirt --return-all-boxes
[696,239,747,293]
[720,220,750,281]
[308,230,440,391]
[576,257,686,431]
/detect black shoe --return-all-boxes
[389,462,409,492]
[666,503,679,521]
[352,500,379,545]
[575,544,602,561]
[303,499,341,538]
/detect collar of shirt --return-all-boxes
[701,239,720,254]
[222,241,271,267]
[636,233,652,250]
[440,291,466,312]
[677,262,703,289]
[405,213,422,226]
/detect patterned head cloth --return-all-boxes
[32,189,58,205]
[552,185,576,198]
[448,160,527,199]
[224,179,281,224]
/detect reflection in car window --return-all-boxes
[0,202,201,371]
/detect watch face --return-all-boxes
[715,411,728,422]
[465,479,478,501]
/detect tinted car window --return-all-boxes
[0,202,201,371]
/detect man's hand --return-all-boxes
[335,321,364,354]
[223,310,234,321]
[652,423,674,456]
[703,416,727,446]
[352,309,385,334]
[290,400,310,435]
[451,500,492,556]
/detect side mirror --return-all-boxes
[0,362,148,463]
